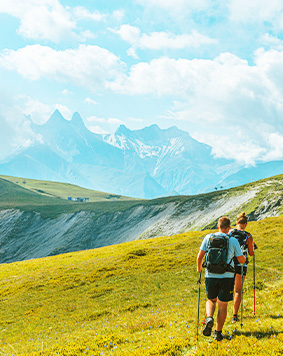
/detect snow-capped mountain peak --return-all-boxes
[1,110,280,199]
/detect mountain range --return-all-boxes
[0,110,282,198]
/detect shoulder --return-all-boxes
[229,235,237,242]
[229,235,241,246]
[204,233,214,240]
[244,230,253,238]
[216,232,229,239]
[230,228,243,236]
[200,233,213,250]
[245,232,253,244]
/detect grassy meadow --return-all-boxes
[0,216,282,355]
[0,175,137,203]
[0,175,144,219]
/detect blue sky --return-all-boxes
[0,0,283,165]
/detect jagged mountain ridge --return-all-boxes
[103,124,233,195]
[0,110,282,198]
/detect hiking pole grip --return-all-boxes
[197,270,202,341]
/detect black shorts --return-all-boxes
[235,265,247,276]
[205,277,234,302]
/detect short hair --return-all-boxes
[218,216,231,229]
[237,212,248,225]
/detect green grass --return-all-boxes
[1,173,283,222]
[0,175,144,219]
[0,175,137,202]
[0,216,282,355]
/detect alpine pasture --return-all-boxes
[0,216,282,355]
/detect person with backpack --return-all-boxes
[229,212,254,323]
[197,216,246,341]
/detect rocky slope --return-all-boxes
[0,175,282,263]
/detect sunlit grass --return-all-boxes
[0,175,136,202]
[0,217,282,355]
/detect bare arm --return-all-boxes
[247,236,254,256]
[237,254,246,264]
[197,250,206,273]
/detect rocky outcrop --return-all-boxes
[0,176,282,263]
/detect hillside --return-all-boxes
[0,176,65,207]
[0,175,137,203]
[0,216,282,355]
[0,174,282,263]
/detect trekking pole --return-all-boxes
[241,264,244,329]
[253,243,258,315]
[196,271,202,341]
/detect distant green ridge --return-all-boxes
[0,176,63,207]
[0,175,137,203]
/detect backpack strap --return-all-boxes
[226,234,235,272]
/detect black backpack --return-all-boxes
[229,229,250,265]
[203,234,234,274]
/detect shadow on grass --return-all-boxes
[269,314,283,319]
[233,329,283,339]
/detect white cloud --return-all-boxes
[73,6,106,21]
[108,118,123,125]
[136,0,211,14]
[129,117,144,123]
[21,96,53,124]
[194,132,267,165]
[87,116,123,125]
[54,104,72,121]
[0,104,43,159]
[204,131,283,164]
[110,49,283,163]
[84,97,97,105]
[79,30,97,41]
[114,25,216,57]
[72,6,124,24]
[0,0,76,42]
[16,95,72,124]
[0,113,21,160]
[87,116,105,123]
[229,0,283,28]
[263,133,283,161]
[62,89,73,96]
[0,44,125,90]
[110,50,282,108]
[88,125,109,135]
[261,34,283,50]
[115,25,141,43]
[112,10,125,21]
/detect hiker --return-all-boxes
[197,216,246,341]
[230,212,254,323]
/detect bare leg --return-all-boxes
[233,274,246,315]
[216,300,228,331]
[206,297,217,317]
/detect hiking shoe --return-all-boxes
[203,316,214,337]
[232,314,239,323]
[214,330,224,341]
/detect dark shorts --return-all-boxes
[235,265,247,276]
[205,277,234,302]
